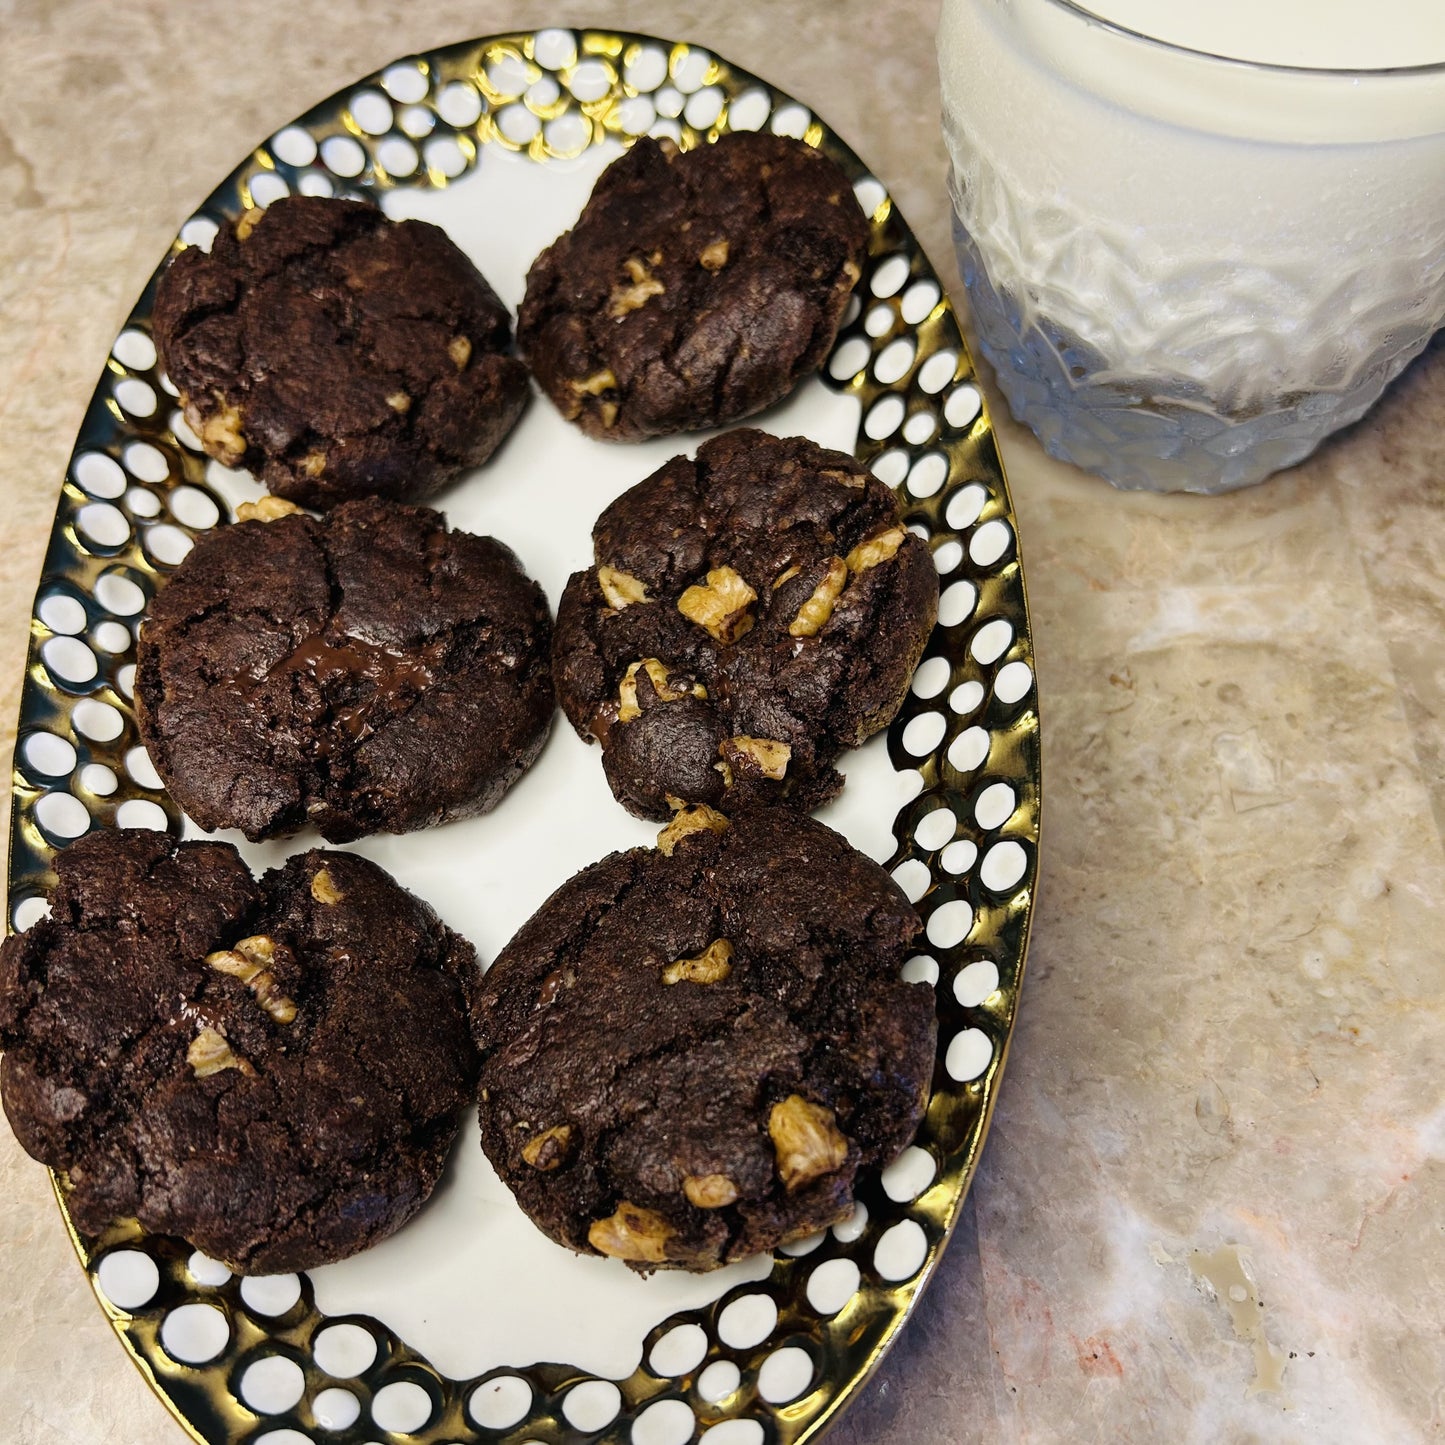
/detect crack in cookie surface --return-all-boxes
[154,195,528,508]
[474,807,936,1272]
[553,429,938,820]
[518,134,869,442]
[136,496,554,842]
[0,833,480,1274]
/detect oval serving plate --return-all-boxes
[6,28,1040,1445]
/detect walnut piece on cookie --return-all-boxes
[154,195,528,509]
[474,807,936,1272]
[519,133,869,442]
[552,429,939,820]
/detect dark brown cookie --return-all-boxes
[552,429,938,820]
[475,805,936,1272]
[517,133,868,441]
[0,832,479,1274]
[136,496,554,843]
[153,195,528,508]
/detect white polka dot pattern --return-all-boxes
[982,840,1029,892]
[76,502,130,549]
[941,838,978,876]
[873,1219,929,1282]
[23,732,76,778]
[758,1346,814,1403]
[832,1201,869,1243]
[35,792,90,840]
[632,1397,696,1445]
[948,726,989,774]
[902,418,938,457]
[436,84,482,130]
[312,1324,376,1379]
[116,798,168,831]
[91,621,131,655]
[931,538,963,573]
[913,806,957,851]
[160,1303,229,1364]
[927,898,974,949]
[469,1376,532,1429]
[864,303,894,338]
[954,959,1001,1007]
[880,1146,938,1203]
[907,452,947,499]
[910,655,950,699]
[38,593,86,634]
[188,1253,232,1288]
[126,486,162,519]
[648,1323,707,1378]
[938,579,977,628]
[901,711,946,757]
[240,1274,301,1317]
[11,28,1036,1445]
[946,1028,994,1083]
[561,1380,621,1432]
[74,451,126,498]
[806,1257,861,1315]
[79,763,117,795]
[697,1360,742,1405]
[96,1251,160,1311]
[901,953,940,985]
[314,1387,361,1430]
[240,1355,306,1414]
[702,1423,765,1445]
[372,1381,434,1432]
[717,1293,778,1349]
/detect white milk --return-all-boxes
[1076,0,1445,69]
[938,0,1445,488]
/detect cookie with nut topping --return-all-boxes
[153,195,528,509]
[136,495,554,843]
[552,429,938,819]
[517,133,869,441]
[474,806,936,1272]
[0,832,479,1273]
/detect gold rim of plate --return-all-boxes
[5,28,1041,1445]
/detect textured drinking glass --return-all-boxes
[938,0,1445,493]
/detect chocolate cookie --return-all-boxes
[475,805,936,1272]
[153,195,528,508]
[0,832,479,1273]
[518,133,869,441]
[552,429,938,819]
[136,496,553,843]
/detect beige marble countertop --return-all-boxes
[3,2,1442,1441]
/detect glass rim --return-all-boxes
[1043,0,1445,79]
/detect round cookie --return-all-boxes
[475,805,937,1272]
[153,195,529,508]
[518,133,869,441]
[553,429,939,820]
[136,495,554,843]
[0,832,479,1273]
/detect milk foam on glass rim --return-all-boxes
[938,0,1445,493]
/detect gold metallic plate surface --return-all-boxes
[6,29,1040,1445]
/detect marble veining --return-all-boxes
[1,2,1442,1443]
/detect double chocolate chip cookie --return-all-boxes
[136,496,553,843]
[0,832,479,1273]
[518,133,869,441]
[553,429,938,820]
[154,195,528,508]
[475,805,936,1272]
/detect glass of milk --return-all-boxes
[938,0,1445,492]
